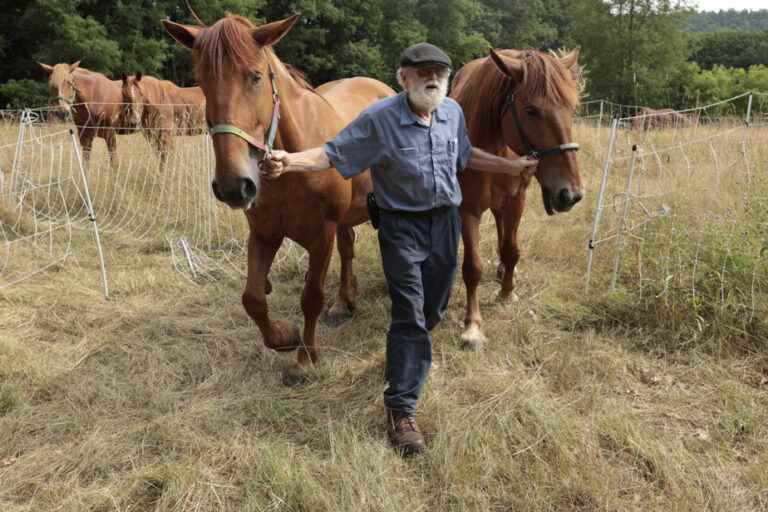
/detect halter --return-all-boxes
[500,80,580,160]
[207,63,281,159]
[53,78,78,106]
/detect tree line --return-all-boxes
[1,1,767,110]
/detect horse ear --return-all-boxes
[163,19,201,50]
[559,47,580,70]
[489,49,523,81]
[121,72,128,82]
[136,72,142,82]
[70,60,81,72]
[252,14,301,47]
[38,62,54,74]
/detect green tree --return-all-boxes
[690,30,768,70]
[687,9,768,32]
[30,0,121,73]
[478,0,572,50]
[569,0,693,105]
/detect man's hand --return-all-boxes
[509,155,539,176]
[508,155,538,195]
[260,150,289,180]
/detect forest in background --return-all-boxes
[0,1,766,109]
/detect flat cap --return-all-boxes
[400,42,452,69]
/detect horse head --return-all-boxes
[38,60,81,120]
[489,48,583,214]
[163,14,300,210]
[120,72,145,129]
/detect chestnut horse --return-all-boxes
[451,48,583,349]
[39,61,130,167]
[120,73,206,171]
[163,14,395,384]
[632,107,690,131]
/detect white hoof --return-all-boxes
[460,324,487,351]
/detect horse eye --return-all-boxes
[249,71,262,84]
[525,106,541,118]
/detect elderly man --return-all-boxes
[261,42,537,456]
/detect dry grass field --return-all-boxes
[0,115,766,511]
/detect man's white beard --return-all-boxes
[407,76,448,113]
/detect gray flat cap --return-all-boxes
[400,42,452,68]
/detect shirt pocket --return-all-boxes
[393,145,421,176]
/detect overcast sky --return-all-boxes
[693,0,766,11]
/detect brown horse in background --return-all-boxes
[163,13,395,384]
[632,107,691,130]
[120,73,206,171]
[451,48,583,349]
[39,61,131,167]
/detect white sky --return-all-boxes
[693,0,766,11]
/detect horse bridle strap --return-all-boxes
[501,82,580,160]
[53,79,78,105]
[208,64,281,158]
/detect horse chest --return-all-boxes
[249,176,346,239]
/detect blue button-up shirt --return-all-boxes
[324,91,472,212]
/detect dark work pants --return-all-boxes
[378,206,460,413]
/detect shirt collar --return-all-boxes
[399,91,448,126]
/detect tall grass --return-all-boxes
[0,117,767,511]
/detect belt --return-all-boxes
[380,205,453,216]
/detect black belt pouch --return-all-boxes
[367,192,380,229]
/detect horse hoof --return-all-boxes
[460,324,487,351]
[282,364,309,387]
[266,321,301,352]
[496,263,505,282]
[323,304,353,326]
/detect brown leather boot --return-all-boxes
[386,409,426,456]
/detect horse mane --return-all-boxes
[284,63,312,89]
[194,13,313,91]
[453,49,579,148]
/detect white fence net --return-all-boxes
[0,105,309,292]
[2,93,767,301]
[585,92,768,325]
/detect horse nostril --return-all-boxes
[558,188,571,206]
[211,180,224,202]
[240,177,257,201]
[572,190,583,204]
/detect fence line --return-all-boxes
[3,92,767,296]
[585,92,767,318]
[0,106,308,292]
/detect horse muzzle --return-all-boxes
[211,175,259,210]
[542,185,583,215]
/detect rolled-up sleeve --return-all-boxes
[456,109,473,171]
[323,112,383,179]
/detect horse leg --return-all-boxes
[105,130,118,169]
[325,225,357,325]
[242,234,302,355]
[158,133,171,173]
[498,190,527,302]
[78,129,95,169]
[284,223,336,386]
[491,208,505,281]
[459,210,488,350]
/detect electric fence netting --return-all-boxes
[0,104,309,295]
[2,94,767,307]
[585,92,768,334]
